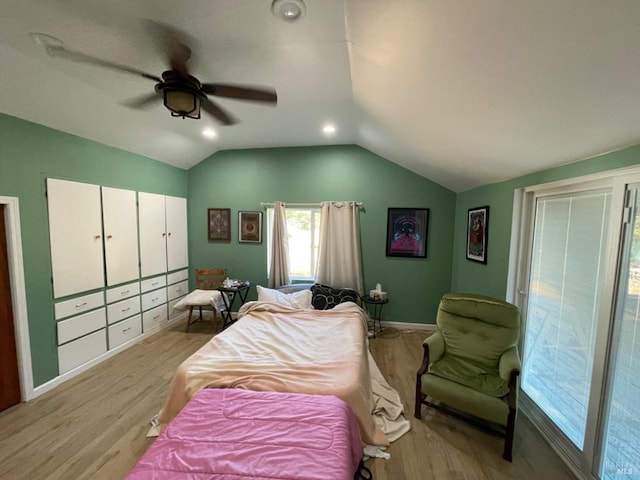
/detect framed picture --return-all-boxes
[208,208,231,241]
[466,206,489,264]
[238,211,263,243]
[386,208,429,258]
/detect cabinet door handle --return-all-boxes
[94,235,101,240]
[106,235,113,239]
[75,302,87,308]
[162,233,166,237]
[167,232,172,237]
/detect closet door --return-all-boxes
[47,178,104,298]
[139,192,167,278]
[102,187,139,286]
[165,195,188,272]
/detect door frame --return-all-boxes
[506,165,640,479]
[0,196,33,401]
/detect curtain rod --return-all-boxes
[260,201,363,208]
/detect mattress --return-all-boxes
[156,301,389,446]
[127,388,364,480]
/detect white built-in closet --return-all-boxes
[46,178,189,376]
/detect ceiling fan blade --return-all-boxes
[201,99,237,125]
[202,84,278,104]
[144,20,193,77]
[121,93,161,109]
[46,46,161,82]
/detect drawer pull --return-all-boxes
[176,288,183,293]
[120,290,130,296]
[121,307,130,313]
[122,327,132,334]
[152,282,159,286]
[75,302,88,308]
[153,314,160,320]
[151,297,159,302]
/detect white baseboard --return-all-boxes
[380,321,436,332]
[30,312,188,400]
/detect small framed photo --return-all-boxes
[238,211,263,243]
[386,208,429,258]
[208,208,231,242]
[466,206,489,264]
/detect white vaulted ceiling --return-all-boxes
[1,0,639,192]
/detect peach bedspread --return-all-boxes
[156,301,389,446]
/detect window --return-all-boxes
[267,207,320,281]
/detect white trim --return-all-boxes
[32,311,187,399]
[523,163,640,194]
[0,196,34,401]
[380,320,436,332]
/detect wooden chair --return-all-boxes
[184,268,227,332]
[415,292,521,461]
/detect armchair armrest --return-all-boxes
[498,346,521,382]
[415,329,444,418]
[416,330,445,376]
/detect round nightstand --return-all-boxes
[361,295,389,338]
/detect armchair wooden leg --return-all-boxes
[185,307,194,333]
[503,407,516,461]
[415,375,424,419]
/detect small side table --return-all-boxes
[361,295,389,338]
[216,282,254,329]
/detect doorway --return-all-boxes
[512,169,640,479]
[0,204,21,411]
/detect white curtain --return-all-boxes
[268,201,290,288]
[315,201,364,293]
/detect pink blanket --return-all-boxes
[156,301,388,446]
[129,389,364,480]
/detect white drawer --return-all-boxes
[143,304,168,332]
[167,269,189,285]
[108,315,142,349]
[106,281,140,304]
[141,275,167,293]
[168,296,186,321]
[141,288,167,312]
[54,292,104,320]
[167,280,189,302]
[57,308,106,345]
[107,296,141,325]
[58,329,107,374]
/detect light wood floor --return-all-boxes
[0,320,577,480]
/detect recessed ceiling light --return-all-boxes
[272,0,306,22]
[202,128,217,139]
[322,124,336,135]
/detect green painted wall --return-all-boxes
[0,113,187,387]
[187,145,456,326]
[452,144,640,298]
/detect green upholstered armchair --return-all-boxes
[415,293,521,461]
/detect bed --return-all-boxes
[154,297,400,446]
[128,388,365,480]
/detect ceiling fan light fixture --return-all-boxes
[272,0,306,22]
[164,89,201,119]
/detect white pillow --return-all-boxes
[257,285,312,310]
[172,289,226,312]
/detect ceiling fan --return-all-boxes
[36,22,277,125]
